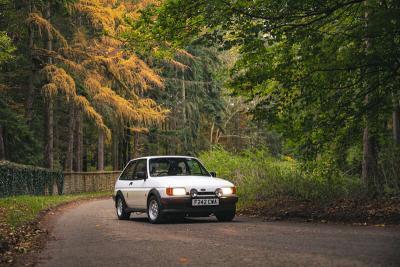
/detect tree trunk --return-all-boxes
[43,1,53,169]
[362,124,379,193]
[97,129,104,171]
[215,128,220,144]
[361,2,379,194]
[210,122,214,145]
[74,112,83,172]
[112,129,119,170]
[0,125,5,160]
[126,127,131,161]
[393,100,400,145]
[26,2,36,123]
[181,69,187,153]
[121,131,127,167]
[119,133,126,169]
[44,99,54,169]
[133,132,139,158]
[83,136,87,172]
[64,104,75,171]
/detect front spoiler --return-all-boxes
[159,196,238,214]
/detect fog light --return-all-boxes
[190,189,198,198]
[215,188,223,197]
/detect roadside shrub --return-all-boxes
[199,148,361,204]
[0,161,63,197]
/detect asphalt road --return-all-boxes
[36,198,400,267]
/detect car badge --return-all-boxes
[200,189,206,191]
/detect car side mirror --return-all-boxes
[137,171,146,180]
[210,171,216,177]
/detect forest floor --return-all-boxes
[0,193,111,266]
[239,196,400,225]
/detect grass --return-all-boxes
[0,192,111,227]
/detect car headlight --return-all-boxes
[215,188,223,197]
[166,187,187,196]
[216,187,236,197]
[221,187,233,195]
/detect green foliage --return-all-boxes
[139,0,400,194]
[377,142,400,195]
[0,31,14,64]
[199,148,361,204]
[0,161,63,197]
[0,192,110,227]
[145,46,226,155]
[0,98,41,165]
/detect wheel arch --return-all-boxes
[147,188,161,206]
[115,190,127,208]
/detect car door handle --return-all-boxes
[129,182,133,186]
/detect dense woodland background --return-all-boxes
[0,0,399,199]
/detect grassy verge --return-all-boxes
[0,192,111,265]
[0,192,111,228]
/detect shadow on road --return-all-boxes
[126,214,243,225]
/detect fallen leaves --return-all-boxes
[239,196,400,225]
[0,206,46,266]
[178,257,189,265]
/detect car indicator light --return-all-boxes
[166,187,186,196]
[166,188,173,196]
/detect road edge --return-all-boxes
[9,196,112,267]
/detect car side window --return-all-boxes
[133,159,147,180]
[119,161,136,180]
[187,159,207,176]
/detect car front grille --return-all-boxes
[194,191,216,198]
[197,191,213,195]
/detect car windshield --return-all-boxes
[149,158,210,177]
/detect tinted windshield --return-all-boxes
[149,158,210,177]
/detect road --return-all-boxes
[36,198,400,267]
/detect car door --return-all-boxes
[127,159,148,209]
[117,161,137,208]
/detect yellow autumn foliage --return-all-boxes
[68,0,168,127]
[41,65,110,137]
[35,0,169,138]
[26,13,68,47]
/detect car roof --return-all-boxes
[129,155,197,161]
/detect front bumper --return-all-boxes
[160,196,238,215]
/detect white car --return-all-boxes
[113,156,238,223]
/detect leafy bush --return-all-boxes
[377,143,400,195]
[0,161,63,197]
[199,148,361,204]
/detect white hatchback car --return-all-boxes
[113,156,238,223]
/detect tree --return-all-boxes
[0,0,168,171]
[0,31,15,160]
[135,0,400,193]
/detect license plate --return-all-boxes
[192,198,219,206]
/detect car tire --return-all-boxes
[116,196,130,220]
[215,208,236,222]
[147,195,164,224]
